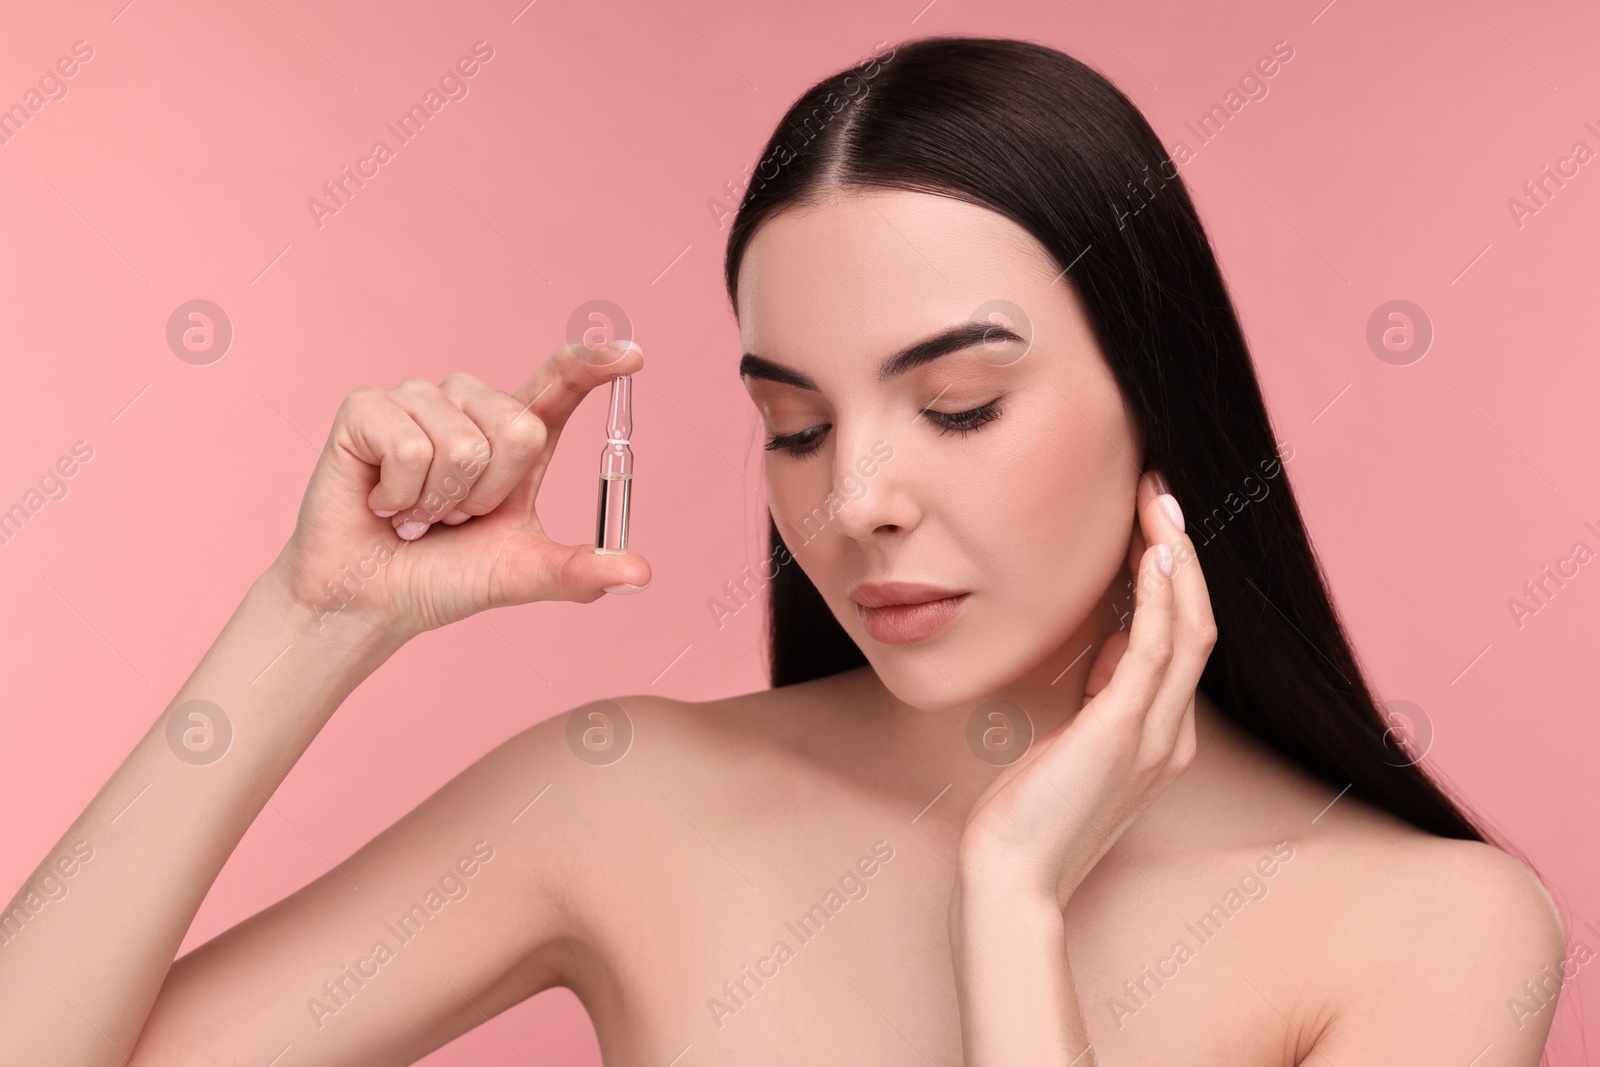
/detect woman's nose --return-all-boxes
[825,428,914,540]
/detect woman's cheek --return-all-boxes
[1007,437,1130,608]
[769,469,842,557]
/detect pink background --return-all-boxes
[2,0,1596,1061]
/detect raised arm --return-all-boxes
[948,472,1564,1064]
[949,470,1212,1064]
[0,341,649,1066]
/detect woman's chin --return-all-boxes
[857,621,1094,715]
[861,648,1022,714]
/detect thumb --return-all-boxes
[1083,629,1129,707]
[491,534,653,604]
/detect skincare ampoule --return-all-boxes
[594,374,633,555]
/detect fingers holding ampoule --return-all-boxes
[380,378,493,540]
[511,341,644,451]
[353,388,453,523]
[362,343,643,548]
[433,371,549,526]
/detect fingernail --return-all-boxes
[604,582,649,595]
[1150,470,1171,495]
[1158,493,1185,533]
[441,509,471,525]
[1156,543,1174,578]
[611,339,641,355]
[396,520,430,541]
[373,508,399,518]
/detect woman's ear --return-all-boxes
[1125,493,1149,579]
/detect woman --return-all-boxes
[0,34,1565,1066]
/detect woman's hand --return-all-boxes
[266,341,652,642]
[955,469,1217,905]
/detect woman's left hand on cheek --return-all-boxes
[955,470,1219,906]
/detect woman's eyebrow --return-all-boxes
[738,320,1026,390]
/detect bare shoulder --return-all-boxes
[1309,820,1564,961]
[489,684,772,770]
[1283,802,1567,1061]
[1164,705,1568,1061]
[1209,751,1561,1062]
[1186,702,1563,960]
[472,680,834,928]
[527,668,867,760]
[479,678,820,850]
[485,670,853,810]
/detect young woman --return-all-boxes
[1,34,1565,1067]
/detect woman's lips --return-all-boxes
[856,593,969,644]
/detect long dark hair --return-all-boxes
[721,34,1485,843]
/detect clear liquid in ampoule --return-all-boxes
[595,472,631,555]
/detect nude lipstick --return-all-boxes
[850,581,969,644]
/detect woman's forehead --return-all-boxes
[735,190,1065,359]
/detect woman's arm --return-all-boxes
[0,570,399,1065]
[0,341,649,1066]
[949,470,1211,1066]
[949,867,1088,1062]
[127,671,603,1065]
[948,473,1566,1065]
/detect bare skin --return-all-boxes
[0,190,1565,1066]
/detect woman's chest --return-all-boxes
[562,797,1306,1067]
[571,828,966,1065]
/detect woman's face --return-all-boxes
[736,188,1143,712]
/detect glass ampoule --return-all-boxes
[594,374,633,555]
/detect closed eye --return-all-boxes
[764,399,1004,458]
[924,398,1003,438]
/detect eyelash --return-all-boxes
[764,399,1004,458]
